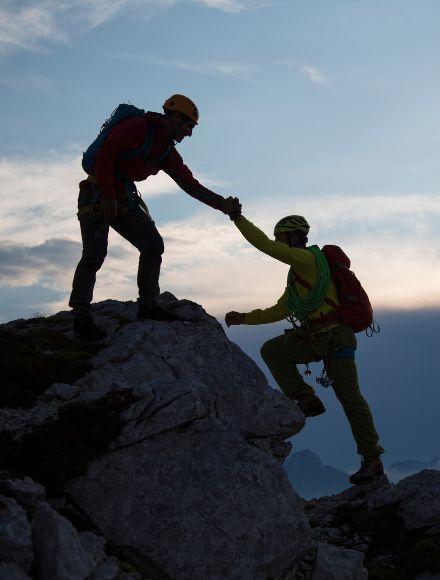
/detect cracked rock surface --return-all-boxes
[304,471,440,579]
[1,295,315,579]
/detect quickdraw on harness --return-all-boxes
[316,346,357,388]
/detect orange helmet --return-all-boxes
[163,94,199,124]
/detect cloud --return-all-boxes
[157,197,440,314]
[0,151,439,322]
[0,238,81,287]
[0,0,261,55]
[170,60,256,80]
[282,60,327,85]
[0,284,68,321]
[0,1,66,54]
[123,55,256,80]
[300,64,326,85]
[0,152,179,245]
[0,72,57,93]
[0,150,207,320]
[195,0,259,13]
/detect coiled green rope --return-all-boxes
[286,245,330,321]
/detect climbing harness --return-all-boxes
[77,180,150,222]
[316,346,357,389]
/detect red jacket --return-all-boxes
[91,111,225,211]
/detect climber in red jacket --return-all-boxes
[69,94,240,339]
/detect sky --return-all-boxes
[1,0,439,469]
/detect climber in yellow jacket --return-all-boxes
[225,213,385,485]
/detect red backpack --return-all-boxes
[322,245,373,332]
[294,245,374,333]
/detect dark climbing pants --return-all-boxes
[260,324,384,459]
[69,194,164,317]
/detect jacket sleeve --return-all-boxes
[162,149,226,212]
[93,117,147,200]
[244,290,290,325]
[234,216,315,270]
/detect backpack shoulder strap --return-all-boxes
[291,262,339,310]
[121,124,155,162]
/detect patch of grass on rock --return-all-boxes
[0,320,102,408]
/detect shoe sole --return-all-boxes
[349,473,385,485]
[304,407,326,418]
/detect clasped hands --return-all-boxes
[223,196,244,326]
[222,196,242,221]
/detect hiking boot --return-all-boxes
[294,393,326,417]
[73,316,106,341]
[349,457,384,485]
[137,303,182,322]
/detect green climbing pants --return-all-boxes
[260,324,384,458]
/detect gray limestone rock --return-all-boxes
[312,543,367,580]
[68,420,310,580]
[1,296,311,580]
[31,501,95,580]
[0,562,31,580]
[394,469,440,531]
[0,496,33,572]
[304,469,440,579]
[43,382,81,401]
[79,531,107,567]
[88,557,120,580]
[0,476,45,510]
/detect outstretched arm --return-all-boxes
[232,216,312,268]
[164,149,241,215]
[225,291,290,327]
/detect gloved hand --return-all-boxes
[225,311,245,327]
[222,196,242,221]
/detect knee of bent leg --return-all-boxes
[328,359,360,391]
[260,338,275,362]
[139,230,164,257]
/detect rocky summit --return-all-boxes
[0,295,439,579]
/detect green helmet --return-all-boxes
[274,215,310,236]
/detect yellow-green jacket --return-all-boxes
[235,216,339,330]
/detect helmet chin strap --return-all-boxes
[171,114,187,141]
[288,233,306,249]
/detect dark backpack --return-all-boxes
[82,104,171,175]
[294,245,374,333]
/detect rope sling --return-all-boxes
[286,245,331,322]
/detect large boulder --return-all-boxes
[0,496,33,573]
[305,470,440,578]
[0,296,312,579]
